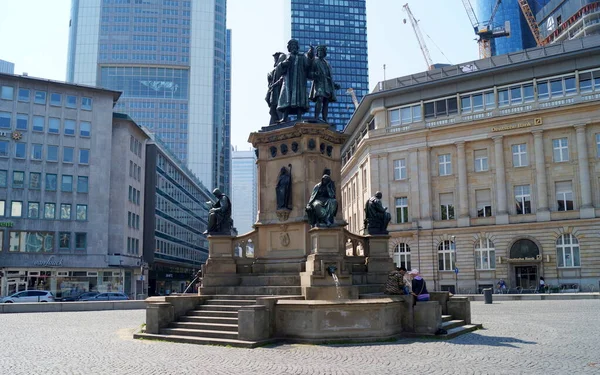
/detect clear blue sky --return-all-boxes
[0,0,479,149]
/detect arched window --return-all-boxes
[475,238,495,270]
[438,240,455,271]
[393,243,411,270]
[556,234,580,268]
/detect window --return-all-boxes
[475,238,496,270]
[460,90,494,113]
[393,243,411,270]
[438,240,456,271]
[75,233,87,250]
[45,174,57,191]
[476,189,492,217]
[61,175,73,192]
[438,154,452,176]
[389,104,421,126]
[12,171,24,188]
[556,234,580,268]
[512,144,528,167]
[10,201,23,217]
[59,232,71,249]
[79,149,90,164]
[80,121,91,137]
[395,197,408,223]
[440,193,455,220]
[597,134,600,157]
[32,116,44,132]
[66,95,77,108]
[64,120,75,135]
[1,85,14,100]
[393,159,406,180]
[28,202,39,218]
[60,204,71,220]
[0,141,8,157]
[44,203,56,219]
[76,204,87,221]
[34,91,47,104]
[18,88,30,102]
[9,231,54,252]
[556,181,573,211]
[50,93,62,106]
[47,145,58,162]
[63,147,74,163]
[552,138,569,162]
[0,112,10,128]
[31,144,43,160]
[81,97,92,110]
[77,176,89,193]
[29,172,41,189]
[48,118,60,134]
[425,97,458,119]
[0,170,6,187]
[14,143,26,159]
[16,114,28,131]
[474,149,488,172]
[0,200,4,216]
[514,185,531,214]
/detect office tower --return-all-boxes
[289,0,369,131]
[231,149,257,235]
[537,1,600,45]
[223,29,232,195]
[66,0,229,192]
[0,60,15,74]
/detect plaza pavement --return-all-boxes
[0,300,598,374]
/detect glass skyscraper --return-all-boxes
[66,0,229,193]
[289,0,369,131]
[231,149,257,235]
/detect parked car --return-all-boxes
[79,292,129,301]
[0,290,55,303]
[62,291,100,302]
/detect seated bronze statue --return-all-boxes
[364,191,391,235]
[204,188,233,235]
[306,174,338,227]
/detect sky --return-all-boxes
[0,0,479,150]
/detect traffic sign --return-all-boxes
[454,267,459,274]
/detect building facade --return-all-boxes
[537,0,600,45]
[289,0,369,131]
[0,60,15,75]
[342,37,600,294]
[143,136,212,296]
[231,149,257,235]
[66,0,230,193]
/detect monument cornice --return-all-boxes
[249,122,347,146]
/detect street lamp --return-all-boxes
[451,235,457,294]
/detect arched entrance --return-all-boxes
[508,238,542,290]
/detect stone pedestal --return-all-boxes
[202,235,239,288]
[365,234,393,284]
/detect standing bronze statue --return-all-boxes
[266,52,286,125]
[310,45,340,123]
[306,173,338,227]
[277,39,315,123]
[364,191,391,235]
[204,188,233,235]
[276,165,292,210]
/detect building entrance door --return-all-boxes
[515,266,538,290]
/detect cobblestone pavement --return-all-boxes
[0,300,599,375]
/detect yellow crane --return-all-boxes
[462,0,510,58]
[402,3,434,70]
[517,0,545,46]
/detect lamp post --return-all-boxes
[451,235,457,294]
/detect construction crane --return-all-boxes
[346,88,359,109]
[462,0,510,58]
[402,3,434,70]
[517,0,544,46]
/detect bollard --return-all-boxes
[483,288,493,304]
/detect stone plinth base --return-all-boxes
[203,235,239,287]
[365,234,393,285]
[309,227,345,255]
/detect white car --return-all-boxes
[0,290,55,303]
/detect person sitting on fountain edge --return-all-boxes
[384,267,407,295]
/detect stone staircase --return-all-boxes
[135,295,275,348]
[201,273,302,296]
[439,314,482,339]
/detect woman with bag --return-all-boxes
[409,269,430,302]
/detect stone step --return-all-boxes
[133,332,270,348]
[440,324,482,339]
[440,319,465,330]
[187,310,238,318]
[179,316,238,324]
[196,305,247,312]
[205,295,271,300]
[201,286,303,296]
[238,275,301,286]
[441,315,453,322]
[170,322,238,332]
[204,299,257,306]
[160,327,238,340]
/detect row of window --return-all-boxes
[155,238,205,263]
[127,211,140,230]
[157,154,209,204]
[128,186,141,205]
[0,200,88,220]
[0,171,88,192]
[2,231,87,252]
[130,135,143,157]
[393,234,581,271]
[0,86,92,110]
[129,161,142,181]
[0,112,91,137]
[127,236,140,255]
[0,142,90,164]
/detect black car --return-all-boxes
[62,291,100,302]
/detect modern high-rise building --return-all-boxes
[288,0,369,131]
[223,29,232,195]
[231,149,257,235]
[66,0,229,192]
[0,60,14,75]
[536,0,600,45]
